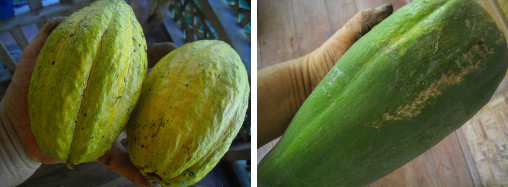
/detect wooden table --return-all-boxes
[257,0,508,186]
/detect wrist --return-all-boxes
[0,99,41,186]
[302,49,333,91]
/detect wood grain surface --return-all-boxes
[257,0,508,186]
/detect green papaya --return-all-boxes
[258,0,508,186]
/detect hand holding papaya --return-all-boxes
[257,3,393,147]
[258,0,508,186]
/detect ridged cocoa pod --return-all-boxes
[28,0,147,165]
[127,40,249,186]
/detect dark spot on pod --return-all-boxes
[52,61,55,65]
[132,37,135,40]
[161,76,163,78]
[138,44,141,47]
[89,135,94,139]
[144,165,148,169]
[169,106,172,109]
[478,39,485,49]
[124,77,127,82]
[84,113,87,116]
[74,121,77,123]
[134,49,136,52]
[81,127,84,130]
[148,88,151,92]
[189,172,195,177]
[217,75,220,78]
[141,145,144,148]
[185,84,189,87]
[70,33,74,37]
[102,136,104,138]
[127,105,132,114]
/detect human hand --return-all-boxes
[0,17,177,186]
[258,4,393,147]
[305,3,393,89]
[1,17,67,164]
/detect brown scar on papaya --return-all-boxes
[433,35,440,54]
[382,40,491,122]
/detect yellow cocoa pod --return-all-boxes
[127,40,249,186]
[28,0,147,165]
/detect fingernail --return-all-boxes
[375,3,393,13]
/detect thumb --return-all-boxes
[306,3,392,89]
[147,42,178,68]
[97,130,149,187]
[318,3,393,64]
[355,3,393,37]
